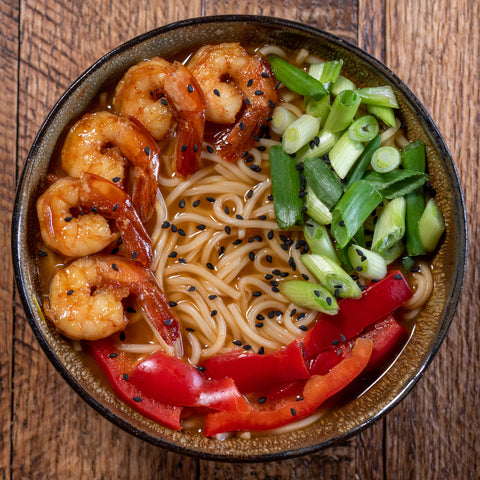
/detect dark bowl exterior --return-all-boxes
[12,15,467,462]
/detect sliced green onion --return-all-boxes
[295,130,339,162]
[370,146,401,173]
[331,75,357,96]
[301,253,362,299]
[307,62,325,81]
[362,169,429,199]
[358,86,399,108]
[336,244,354,273]
[367,104,396,127]
[353,224,366,248]
[303,157,343,209]
[305,186,332,225]
[343,135,382,191]
[401,255,416,273]
[323,89,361,132]
[418,198,445,251]
[268,55,328,100]
[303,220,339,263]
[348,115,379,142]
[319,59,343,91]
[279,280,339,314]
[331,180,382,248]
[282,114,320,154]
[271,106,297,136]
[269,145,304,229]
[305,95,330,126]
[348,244,387,280]
[371,197,406,261]
[328,131,364,179]
[402,140,427,256]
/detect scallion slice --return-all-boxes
[269,145,304,229]
[347,244,387,280]
[371,197,406,262]
[370,146,401,173]
[305,95,331,126]
[279,280,339,314]
[301,253,362,299]
[331,75,357,96]
[358,86,399,108]
[268,55,329,100]
[282,114,320,154]
[328,131,364,179]
[271,106,298,135]
[305,186,332,225]
[303,157,343,209]
[319,59,343,91]
[323,89,361,132]
[418,198,446,251]
[348,115,379,142]
[331,180,382,248]
[362,169,429,199]
[367,104,396,127]
[295,130,339,162]
[303,220,339,263]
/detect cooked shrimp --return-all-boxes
[44,255,180,343]
[36,173,152,266]
[187,43,278,161]
[113,58,206,176]
[61,111,160,223]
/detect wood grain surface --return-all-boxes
[2,0,478,478]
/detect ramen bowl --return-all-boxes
[12,15,466,461]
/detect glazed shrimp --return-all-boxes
[36,173,152,266]
[61,111,160,223]
[44,255,180,343]
[187,43,278,161]
[113,58,206,176]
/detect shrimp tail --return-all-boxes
[165,62,206,176]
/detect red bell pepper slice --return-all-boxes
[199,339,310,394]
[308,314,408,376]
[128,350,249,412]
[89,338,182,431]
[203,337,373,436]
[303,270,412,358]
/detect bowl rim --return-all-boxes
[12,14,467,462]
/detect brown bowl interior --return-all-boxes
[12,16,466,462]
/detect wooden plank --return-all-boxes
[0,0,19,478]
[385,1,479,479]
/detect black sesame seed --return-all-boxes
[245,97,251,106]
[67,289,74,295]
[64,216,73,222]
[112,204,119,212]
[290,309,297,317]
[206,262,214,270]
[252,291,262,297]
[207,145,214,153]
[144,146,150,156]
[188,286,196,292]
[193,200,200,207]
[299,325,308,332]
[187,84,194,93]
[119,332,126,341]
[91,206,98,213]
[268,311,275,318]
[164,318,173,326]
[196,224,206,230]
[247,78,253,87]
[38,250,48,257]
[210,310,218,317]
[248,164,261,172]
[256,322,264,328]
[186,327,195,332]
[162,221,170,228]
[169,301,177,307]
[274,80,281,89]
[131,251,138,259]
[270,280,279,287]
[279,272,289,277]
[224,206,230,214]
[181,144,188,152]
[326,297,332,305]
[258,346,265,355]
[239,121,245,130]
[268,99,275,108]
[233,239,242,245]
[112,263,119,271]
[340,334,346,342]
[302,274,309,281]
[127,306,136,313]
[339,220,345,226]
[160,98,168,106]
[248,236,256,243]
[331,339,340,345]
[123,373,129,381]
[178,229,186,236]
[196,365,206,372]
[133,397,143,402]
[261,72,269,78]
[394,273,402,280]
[290,408,296,416]
[213,88,220,97]
[355,266,363,271]
[168,251,177,258]
[337,349,343,357]
[258,396,267,404]
[179,199,186,208]
[208,294,218,300]
[111,247,119,255]
[206,196,216,203]
[249,252,255,261]
[171,224,178,233]
[264,274,273,280]
[298,313,306,320]
[109,353,118,358]
[259,215,267,220]
[218,246,225,256]
[271,287,280,293]
[243,344,251,351]
[112,176,121,183]
[296,396,304,401]
[233,340,242,346]
[225,226,231,234]
[255,90,264,96]
[267,230,274,240]
[247,189,253,198]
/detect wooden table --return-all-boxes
[2,0,478,478]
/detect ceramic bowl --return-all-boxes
[12,15,467,462]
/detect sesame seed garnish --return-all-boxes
[258,396,267,404]
[247,189,253,198]
[258,346,265,355]
[187,84,194,93]
[123,373,129,381]
[394,273,402,280]
[193,144,198,152]
[64,216,73,222]
[252,291,262,297]
[233,340,242,346]
[160,98,168,106]
[249,165,261,172]
[280,272,289,277]
[274,80,281,89]
[268,311,275,319]
[326,297,332,305]
[186,327,195,332]
[91,206,98,213]
[213,88,220,97]
[109,353,118,358]
[164,318,173,326]
[210,310,218,317]
[196,224,206,230]
[168,251,177,258]
[290,408,296,416]
[298,313,306,320]
[188,286,196,292]
[259,215,267,220]
[271,287,280,293]
[111,247,119,255]
[296,396,304,402]
[162,221,170,228]
[339,220,345,226]
[171,224,178,233]
[224,206,230,214]
[255,90,264,96]
[38,250,48,257]
[127,306,136,313]
[206,262,214,270]
[67,289,74,295]
[245,98,251,106]
[243,344,251,350]
[268,100,275,108]
[169,301,177,307]
[207,145,214,153]
[340,334,346,342]
[233,239,242,245]
[133,397,143,402]
[179,199,185,208]
[193,200,200,207]
[206,196,216,203]
[239,121,245,130]
[264,274,273,280]
[144,147,150,156]
[178,228,186,236]
[119,332,126,341]
[299,325,308,331]
[261,72,269,78]
[112,204,119,212]
[181,144,188,152]
[112,176,121,183]
[255,322,264,328]
[249,252,255,261]
[225,226,231,234]
[131,251,138,259]
[196,365,206,372]
[112,263,119,271]
[247,79,253,87]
